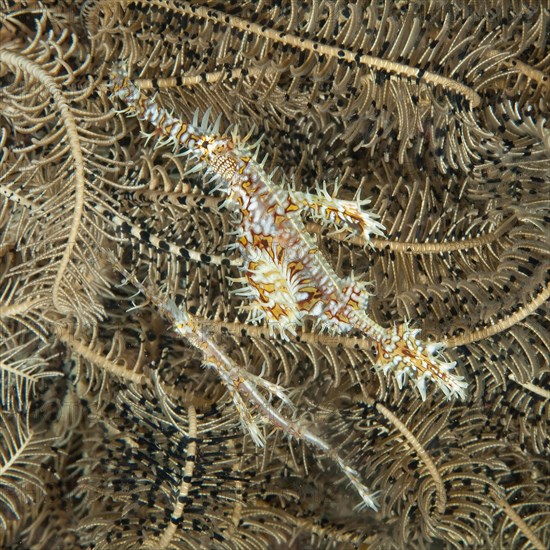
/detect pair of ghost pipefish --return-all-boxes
[108,62,467,510]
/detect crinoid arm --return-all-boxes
[374,323,468,401]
